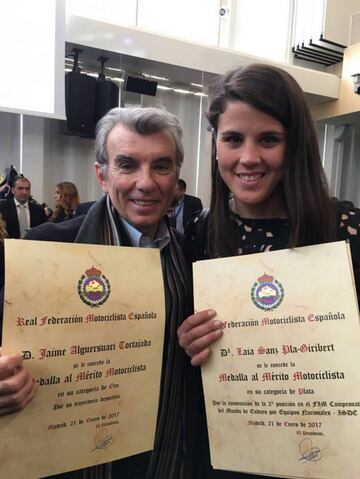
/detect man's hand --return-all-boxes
[177,309,225,366]
[0,354,38,416]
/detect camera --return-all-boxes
[219,7,229,17]
[0,165,19,188]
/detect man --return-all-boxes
[0,176,47,238]
[73,200,95,216]
[0,107,198,479]
[170,179,203,234]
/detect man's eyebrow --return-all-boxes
[113,155,175,163]
[153,156,174,162]
[114,154,136,162]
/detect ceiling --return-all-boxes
[65,42,214,93]
[66,42,347,111]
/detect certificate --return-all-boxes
[194,241,360,479]
[0,239,165,478]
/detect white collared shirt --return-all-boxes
[174,198,185,234]
[120,217,170,251]
[14,198,30,229]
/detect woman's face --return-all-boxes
[54,188,61,205]
[216,101,287,219]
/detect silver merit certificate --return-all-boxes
[194,241,360,479]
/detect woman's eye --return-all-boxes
[261,136,280,147]
[223,134,242,146]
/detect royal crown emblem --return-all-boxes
[77,266,111,308]
[251,273,284,311]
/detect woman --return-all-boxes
[51,181,80,223]
[178,64,360,478]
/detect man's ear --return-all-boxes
[94,162,108,193]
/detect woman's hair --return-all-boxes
[51,181,80,221]
[0,213,8,242]
[206,63,336,257]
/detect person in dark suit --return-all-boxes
[0,177,48,238]
[74,200,96,216]
[170,178,203,234]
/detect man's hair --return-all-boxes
[178,178,186,190]
[95,107,184,174]
[14,176,30,187]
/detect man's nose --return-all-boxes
[136,167,156,190]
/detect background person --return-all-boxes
[0,176,47,238]
[50,181,80,223]
[74,200,95,216]
[178,63,360,478]
[170,178,203,234]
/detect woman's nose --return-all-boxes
[239,140,261,165]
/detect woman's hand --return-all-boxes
[178,309,225,366]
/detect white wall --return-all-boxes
[316,120,360,207]
[0,112,20,173]
[338,125,360,206]
[0,0,65,119]
[324,0,360,46]
[42,119,102,207]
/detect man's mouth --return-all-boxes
[131,199,159,206]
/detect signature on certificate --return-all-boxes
[298,438,323,463]
[92,428,113,452]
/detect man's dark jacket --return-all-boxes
[25,197,201,479]
[0,198,47,238]
[182,194,203,230]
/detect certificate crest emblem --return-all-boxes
[78,267,111,308]
[251,273,284,311]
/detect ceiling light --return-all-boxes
[143,73,170,82]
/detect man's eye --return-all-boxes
[118,162,136,171]
[154,162,174,173]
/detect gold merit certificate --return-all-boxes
[0,239,166,478]
[194,241,360,479]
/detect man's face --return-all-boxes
[174,184,186,202]
[95,123,178,238]
[12,179,31,204]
